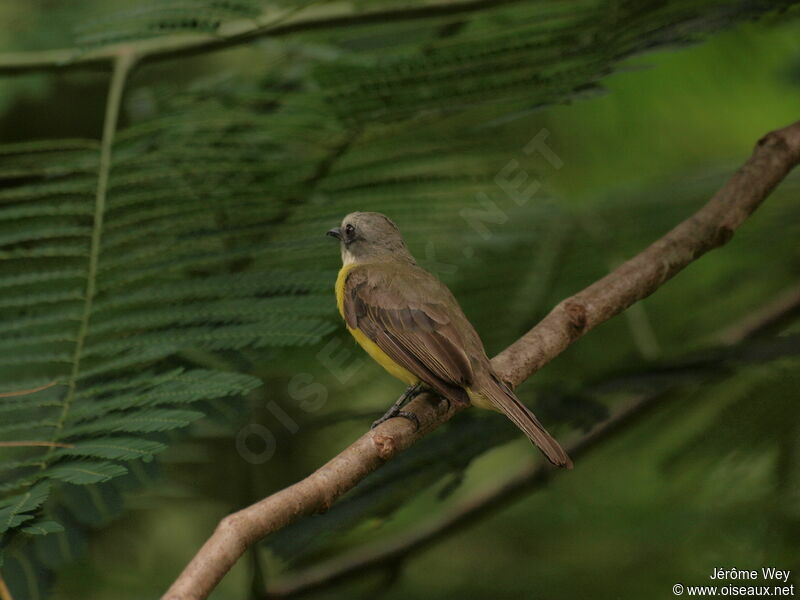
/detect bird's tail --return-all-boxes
[478,376,573,469]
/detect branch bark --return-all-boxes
[163,121,800,600]
[264,391,665,598]
[264,283,800,598]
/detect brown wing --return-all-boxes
[343,264,473,401]
[344,264,572,468]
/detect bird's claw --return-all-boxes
[371,409,420,431]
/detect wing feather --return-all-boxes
[344,266,473,399]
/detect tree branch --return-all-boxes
[264,391,664,598]
[264,282,800,598]
[162,121,800,600]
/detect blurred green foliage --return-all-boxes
[0,1,798,599]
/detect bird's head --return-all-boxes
[327,212,414,265]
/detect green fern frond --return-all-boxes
[73,0,264,47]
[61,409,207,438]
[314,0,795,122]
[19,520,64,536]
[0,79,340,564]
[46,462,128,485]
[0,483,50,534]
[53,438,167,461]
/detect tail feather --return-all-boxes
[480,377,573,469]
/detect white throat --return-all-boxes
[341,246,357,266]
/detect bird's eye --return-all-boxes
[345,224,355,236]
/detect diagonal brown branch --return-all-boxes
[162,121,800,600]
[265,391,666,598]
[264,283,800,598]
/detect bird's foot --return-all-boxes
[370,383,424,430]
[371,408,420,430]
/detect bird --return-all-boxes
[327,211,572,468]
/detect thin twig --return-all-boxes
[0,0,523,75]
[162,121,800,600]
[715,283,800,345]
[264,283,800,598]
[0,382,58,398]
[44,49,136,457]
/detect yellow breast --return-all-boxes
[335,264,419,386]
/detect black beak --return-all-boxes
[326,227,342,240]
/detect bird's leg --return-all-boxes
[371,382,424,430]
